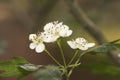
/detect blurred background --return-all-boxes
[0,0,120,80]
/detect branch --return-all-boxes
[64,0,120,65]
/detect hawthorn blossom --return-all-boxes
[58,25,72,37]
[67,37,95,50]
[29,21,73,53]
[29,34,45,53]
[43,21,72,42]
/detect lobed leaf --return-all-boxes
[89,39,120,54]
[0,57,33,80]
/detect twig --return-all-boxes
[64,0,120,65]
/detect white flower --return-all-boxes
[43,21,60,43]
[29,21,73,53]
[58,25,72,37]
[29,34,45,53]
[43,21,73,42]
[67,37,95,50]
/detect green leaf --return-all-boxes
[81,61,120,75]
[114,43,120,49]
[34,65,62,80]
[17,64,43,80]
[0,57,33,80]
[19,63,43,71]
[89,39,120,54]
[88,44,111,54]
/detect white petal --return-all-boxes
[78,46,88,50]
[63,25,69,30]
[76,37,86,43]
[56,22,63,28]
[86,43,95,47]
[44,22,54,31]
[59,30,67,37]
[29,43,37,49]
[29,34,36,40]
[59,29,72,37]
[44,35,59,43]
[35,43,45,53]
[42,31,59,43]
[66,30,72,37]
[50,36,59,42]
[67,41,77,49]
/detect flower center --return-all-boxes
[32,35,43,44]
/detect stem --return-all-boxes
[57,39,67,67]
[66,74,69,80]
[68,50,79,65]
[57,39,69,80]
[45,49,62,66]
[68,51,87,77]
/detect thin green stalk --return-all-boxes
[57,39,67,67]
[67,50,79,66]
[57,39,69,80]
[68,51,87,77]
[45,49,62,66]
[66,73,69,80]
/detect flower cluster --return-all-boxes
[67,37,95,50]
[29,21,72,53]
[29,21,95,53]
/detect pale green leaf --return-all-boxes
[89,39,120,54]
